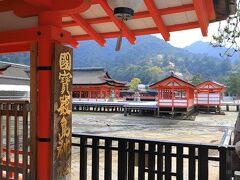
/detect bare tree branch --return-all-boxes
[211,0,240,58]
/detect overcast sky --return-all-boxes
[153,22,220,48]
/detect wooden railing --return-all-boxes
[72,130,235,180]
[0,100,31,180]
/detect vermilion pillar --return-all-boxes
[37,39,53,180]
[37,12,62,180]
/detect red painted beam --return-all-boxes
[0,26,78,48]
[63,4,195,27]
[73,22,200,41]
[144,0,170,41]
[193,0,209,36]
[98,0,136,44]
[0,0,40,17]
[205,0,216,20]
[51,0,91,14]
[23,0,53,8]
[0,0,18,12]
[71,14,106,46]
[0,43,30,54]
[0,0,91,17]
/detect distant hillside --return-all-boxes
[0,53,29,65]
[73,35,182,68]
[0,35,236,84]
[184,41,239,62]
[73,35,232,84]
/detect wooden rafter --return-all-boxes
[0,43,30,54]
[63,4,195,27]
[205,0,216,20]
[71,14,106,46]
[193,0,209,36]
[73,22,199,41]
[23,0,53,8]
[98,0,136,44]
[144,0,170,41]
[133,4,194,19]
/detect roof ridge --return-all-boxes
[0,61,29,68]
[149,74,195,88]
[0,75,30,81]
[73,67,105,71]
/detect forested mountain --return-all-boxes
[73,35,234,84]
[0,53,29,65]
[0,35,238,85]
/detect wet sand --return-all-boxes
[71,110,238,180]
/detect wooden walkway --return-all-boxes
[73,100,197,119]
[221,102,240,112]
[73,100,240,116]
[72,101,126,113]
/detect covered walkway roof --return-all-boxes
[0,0,237,52]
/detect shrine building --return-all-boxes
[195,80,226,112]
[149,73,195,115]
[72,67,128,101]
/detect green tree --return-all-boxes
[226,73,240,96]
[146,66,163,84]
[130,78,141,90]
[191,74,204,85]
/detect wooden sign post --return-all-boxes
[52,44,73,179]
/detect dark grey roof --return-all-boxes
[0,64,11,71]
[73,67,127,87]
[0,76,29,85]
[0,61,30,85]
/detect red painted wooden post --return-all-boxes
[172,85,174,108]
[37,38,53,180]
[208,90,210,107]
[37,12,63,180]
[196,90,198,105]
[79,88,82,101]
[219,92,221,105]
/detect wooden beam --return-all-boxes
[73,22,200,41]
[144,0,170,41]
[23,0,53,8]
[98,0,136,44]
[71,14,106,46]
[0,43,30,54]
[0,26,78,48]
[29,43,38,180]
[63,4,195,27]
[205,0,216,20]
[0,0,40,17]
[193,0,209,36]
[0,0,91,17]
